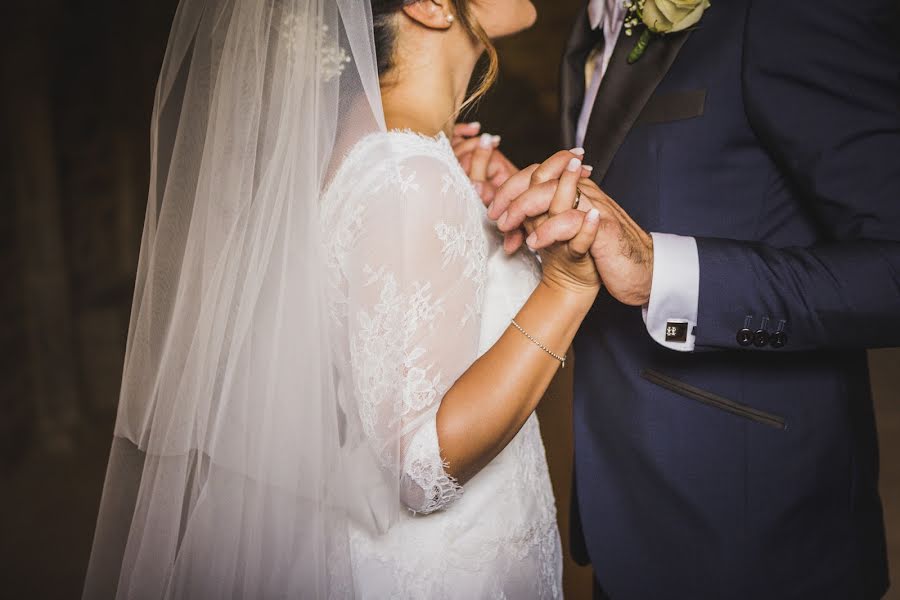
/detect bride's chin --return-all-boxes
[507,3,537,35]
[522,3,538,30]
[483,1,537,39]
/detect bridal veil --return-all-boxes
[83,1,400,596]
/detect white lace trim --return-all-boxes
[402,422,464,515]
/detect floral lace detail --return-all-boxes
[280,14,350,81]
[441,170,476,199]
[356,265,447,415]
[376,162,420,195]
[435,222,487,325]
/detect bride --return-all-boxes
[84,0,602,598]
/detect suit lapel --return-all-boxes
[582,28,693,181]
[560,7,599,150]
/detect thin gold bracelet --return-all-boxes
[510,319,567,369]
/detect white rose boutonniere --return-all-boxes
[624,0,711,64]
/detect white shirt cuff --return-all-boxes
[642,233,700,352]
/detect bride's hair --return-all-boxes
[371,0,499,114]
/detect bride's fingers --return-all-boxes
[496,180,558,232]
[502,215,547,255]
[488,163,541,220]
[548,156,582,216]
[503,229,525,255]
[453,122,481,142]
[469,134,500,182]
[459,152,473,174]
[525,210,585,250]
[453,132,498,156]
[453,136,481,155]
[525,207,601,254]
[567,208,601,256]
[491,152,593,220]
[474,181,496,207]
[529,149,585,187]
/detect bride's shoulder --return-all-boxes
[324,129,478,224]
[335,129,461,186]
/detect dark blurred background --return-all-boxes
[0,1,897,598]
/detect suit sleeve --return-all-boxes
[692,0,900,352]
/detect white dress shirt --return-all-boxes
[579,0,700,351]
[575,0,625,149]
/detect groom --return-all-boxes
[463,0,900,597]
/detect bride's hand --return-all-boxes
[488,148,593,254]
[452,123,518,206]
[533,162,602,296]
[491,151,602,296]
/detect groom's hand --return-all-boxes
[493,177,654,307]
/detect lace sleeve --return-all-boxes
[342,148,486,515]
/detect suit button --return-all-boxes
[736,328,753,347]
[770,331,787,349]
[753,330,770,347]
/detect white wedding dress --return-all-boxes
[321,130,563,599]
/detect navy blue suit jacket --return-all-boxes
[562,0,900,598]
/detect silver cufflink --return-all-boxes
[665,321,689,343]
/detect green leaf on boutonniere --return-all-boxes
[627,28,653,64]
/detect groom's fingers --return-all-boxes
[548,156,582,216]
[496,180,559,232]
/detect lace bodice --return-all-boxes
[321,131,561,599]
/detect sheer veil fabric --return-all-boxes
[83,1,401,597]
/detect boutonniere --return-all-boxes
[624,0,710,64]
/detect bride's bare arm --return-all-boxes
[437,278,595,484]
[437,152,600,485]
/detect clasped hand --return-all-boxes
[453,124,654,307]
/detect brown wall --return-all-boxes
[0,2,897,598]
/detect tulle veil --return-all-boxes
[82,1,401,597]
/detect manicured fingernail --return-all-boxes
[569,147,585,156]
[567,157,582,172]
[480,133,493,148]
[587,208,600,222]
[469,121,481,131]
[582,165,594,173]
[526,232,537,248]
[492,135,501,146]
[498,211,508,227]
[473,181,484,195]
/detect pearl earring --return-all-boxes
[446,14,455,23]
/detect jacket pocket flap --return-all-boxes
[635,89,706,126]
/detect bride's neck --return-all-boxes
[381,28,483,138]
